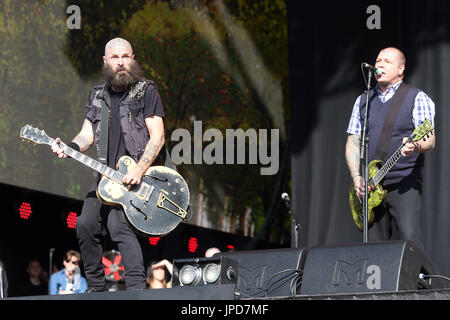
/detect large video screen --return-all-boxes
[0,0,289,238]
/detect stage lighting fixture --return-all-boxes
[18,202,32,220]
[187,236,198,253]
[148,236,160,246]
[66,212,78,229]
[202,263,221,284]
[172,256,237,287]
[179,265,202,286]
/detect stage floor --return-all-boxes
[4,285,450,300]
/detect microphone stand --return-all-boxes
[360,69,372,243]
[0,261,7,299]
[282,194,300,248]
[291,211,300,249]
[0,264,4,299]
[49,248,55,278]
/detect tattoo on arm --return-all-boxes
[137,135,165,171]
[345,135,361,178]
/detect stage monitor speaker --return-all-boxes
[300,240,445,296]
[220,248,306,299]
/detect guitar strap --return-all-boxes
[162,145,177,171]
[374,82,412,162]
[98,98,109,165]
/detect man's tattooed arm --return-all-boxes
[122,115,165,185]
[136,134,165,172]
[345,134,361,179]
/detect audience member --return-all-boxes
[146,259,173,289]
[49,250,88,294]
[16,259,48,296]
[204,247,221,258]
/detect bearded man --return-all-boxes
[52,38,166,292]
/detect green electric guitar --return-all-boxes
[349,119,434,231]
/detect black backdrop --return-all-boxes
[289,0,450,276]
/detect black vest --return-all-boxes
[85,80,167,166]
[358,84,424,181]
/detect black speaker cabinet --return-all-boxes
[300,240,444,295]
[220,248,306,299]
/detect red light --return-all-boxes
[226,244,235,250]
[187,237,198,253]
[148,237,160,246]
[19,202,32,220]
[66,212,78,229]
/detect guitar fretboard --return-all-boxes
[371,145,403,187]
[49,138,124,184]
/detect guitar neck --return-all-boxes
[49,138,124,184]
[371,145,403,187]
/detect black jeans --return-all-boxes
[76,183,146,290]
[368,176,425,253]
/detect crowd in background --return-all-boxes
[0,247,222,297]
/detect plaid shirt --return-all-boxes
[346,80,435,135]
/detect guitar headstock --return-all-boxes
[20,124,51,145]
[409,119,434,142]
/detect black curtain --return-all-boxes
[289,0,450,276]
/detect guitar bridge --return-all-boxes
[157,193,187,219]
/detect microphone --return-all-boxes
[419,273,450,281]
[362,62,382,76]
[281,192,291,209]
[66,266,80,294]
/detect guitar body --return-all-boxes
[349,159,387,231]
[97,156,190,236]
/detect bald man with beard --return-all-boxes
[345,47,436,254]
[52,38,167,292]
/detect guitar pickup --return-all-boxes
[157,193,187,219]
[137,183,154,202]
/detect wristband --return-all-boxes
[67,141,81,152]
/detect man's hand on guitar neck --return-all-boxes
[51,138,69,159]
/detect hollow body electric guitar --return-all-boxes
[349,119,434,231]
[20,124,190,236]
